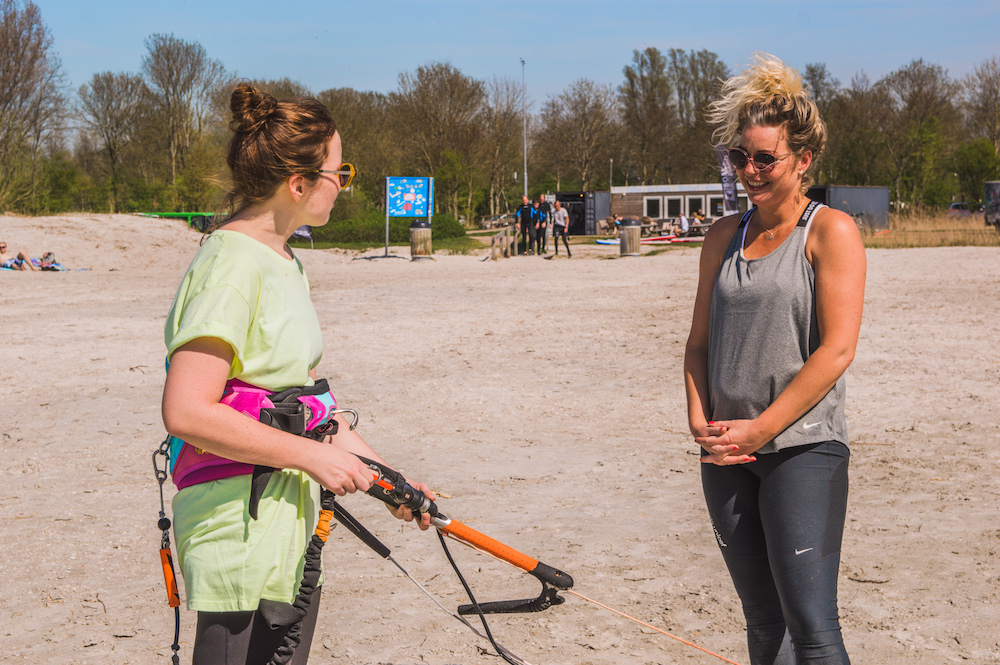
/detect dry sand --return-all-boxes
[1,213,998,665]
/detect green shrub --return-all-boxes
[311,206,468,244]
[427,213,466,239]
[312,205,391,243]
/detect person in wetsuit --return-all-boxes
[514,195,536,255]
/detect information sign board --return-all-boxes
[386,177,433,218]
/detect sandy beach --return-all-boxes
[1,213,998,665]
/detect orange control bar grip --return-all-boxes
[440,519,540,574]
[160,548,180,608]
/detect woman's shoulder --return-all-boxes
[203,230,300,269]
[703,212,744,249]
[184,231,268,289]
[807,205,862,245]
[806,205,865,262]
[707,211,745,234]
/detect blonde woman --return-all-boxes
[684,54,865,664]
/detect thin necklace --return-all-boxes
[757,200,805,240]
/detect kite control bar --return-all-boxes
[355,456,574,614]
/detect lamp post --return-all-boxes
[521,58,527,198]
[610,158,613,190]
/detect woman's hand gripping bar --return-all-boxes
[355,456,574,615]
[357,455,440,522]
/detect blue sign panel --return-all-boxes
[386,177,432,218]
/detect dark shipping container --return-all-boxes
[806,185,890,229]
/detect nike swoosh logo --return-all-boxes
[795,548,814,555]
[803,422,822,429]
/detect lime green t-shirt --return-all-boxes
[164,230,326,611]
[164,229,323,387]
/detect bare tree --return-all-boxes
[318,87,400,208]
[801,63,841,183]
[142,34,228,188]
[77,72,147,212]
[479,76,523,215]
[540,79,617,191]
[803,63,841,115]
[533,108,570,191]
[618,47,675,185]
[0,0,64,210]
[824,72,891,187]
[251,77,312,100]
[667,49,728,129]
[392,62,484,217]
[666,49,729,182]
[964,56,1000,156]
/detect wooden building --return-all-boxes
[610,183,748,221]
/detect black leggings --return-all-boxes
[702,442,850,665]
[521,224,536,253]
[553,226,570,254]
[192,587,323,665]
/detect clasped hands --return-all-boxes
[695,419,765,465]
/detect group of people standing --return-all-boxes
[514,194,571,257]
[160,50,863,665]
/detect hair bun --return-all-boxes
[230,82,278,133]
[750,52,804,101]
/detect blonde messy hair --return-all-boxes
[708,53,826,185]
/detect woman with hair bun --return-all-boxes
[161,82,434,664]
[684,54,865,664]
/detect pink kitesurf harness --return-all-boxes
[168,377,338,518]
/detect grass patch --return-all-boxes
[291,231,486,255]
[863,213,1000,248]
[425,235,487,254]
[643,244,696,256]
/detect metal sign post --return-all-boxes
[382,176,433,257]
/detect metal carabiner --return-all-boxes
[329,408,360,431]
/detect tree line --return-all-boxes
[2,0,998,224]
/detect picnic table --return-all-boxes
[685,220,713,236]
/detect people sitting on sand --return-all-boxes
[0,241,41,271]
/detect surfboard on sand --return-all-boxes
[595,234,703,246]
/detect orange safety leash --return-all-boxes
[314,508,334,540]
[159,548,181,608]
[565,589,745,665]
[153,438,182,665]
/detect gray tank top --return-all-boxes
[707,201,848,454]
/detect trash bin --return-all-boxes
[620,218,641,257]
[409,220,433,261]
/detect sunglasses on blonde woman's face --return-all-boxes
[727,147,791,173]
[315,163,355,188]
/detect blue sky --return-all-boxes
[37,0,1000,104]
